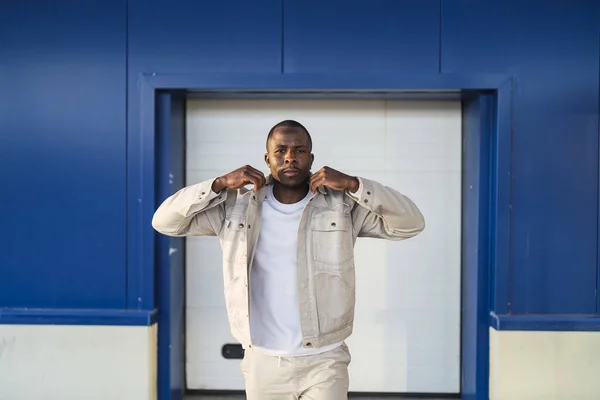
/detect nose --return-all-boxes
[284,149,296,164]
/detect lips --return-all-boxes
[282,168,300,177]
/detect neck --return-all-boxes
[272,181,309,204]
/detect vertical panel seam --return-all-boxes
[596,17,600,315]
[508,78,514,314]
[438,0,443,73]
[281,0,285,73]
[125,0,130,310]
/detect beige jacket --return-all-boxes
[152,175,424,350]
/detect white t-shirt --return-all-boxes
[249,184,342,356]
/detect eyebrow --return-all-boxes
[274,144,309,148]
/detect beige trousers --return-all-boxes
[240,343,352,400]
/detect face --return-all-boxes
[265,127,314,188]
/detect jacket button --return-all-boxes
[248,225,251,229]
[331,222,336,227]
[238,223,244,228]
[252,195,256,200]
[364,199,368,203]
[367,191,371,195]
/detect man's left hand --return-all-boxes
[309,166,359,194]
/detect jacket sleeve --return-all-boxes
[347,177,425,240]
[152,177,229,237]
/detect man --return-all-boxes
[152,120,425,399]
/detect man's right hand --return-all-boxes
[211,165,266,193]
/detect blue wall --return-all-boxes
[442,0,600,315]
[1,0,127,309]
[1,0,599,325]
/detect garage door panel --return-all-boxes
[385,101,461,173]
[313,138,386,158]
[186,307,245,390]
[345,318,408,392]
[187,156,262,173]
[186,169,225,185]
[384,153,462,172]
[315,157,387,174]
[186,238,224,308]
[185,99,461,393]
[408,361,461,392]
[186,139,265,158]
[385,150,461,172]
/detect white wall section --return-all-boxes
[0,324,157,400]
[489,328,600,400]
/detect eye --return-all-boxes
[296,149,306,153]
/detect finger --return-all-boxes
[253,174,266,192]
[257,170,266,188]
[251,169,266,190]
[238,169,258,189]
[241,167,262,181]
[310,169,326,192]
[245,166,265,181]
[239,169,253,185]
[244,169,265,192]
[309,171,319,192]
[310,174,325,193]
[309,168,324,184]
[245,172,263,192]
[249,165,265,176]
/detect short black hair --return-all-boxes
[266,120,312,151]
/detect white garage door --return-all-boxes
[185,99,461,393]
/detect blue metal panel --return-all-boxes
[490,312,600,332]
[145,72,510,91]
[127,78,157,311]
[127,0,282,75]
[0,0,126,308]
[0,309,156,326]
[284,0,440,73]
[489,79,513,315]
[126,0,282,310]
[461,95,492,400]
[442,0,600,314]
[167,98,186,400]
[155,93,186,400]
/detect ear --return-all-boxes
[264,153,270,167]
[310,153,314,168]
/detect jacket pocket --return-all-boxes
[315,271,355,335]
[311,212,354,269]
[222,215,248,263]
